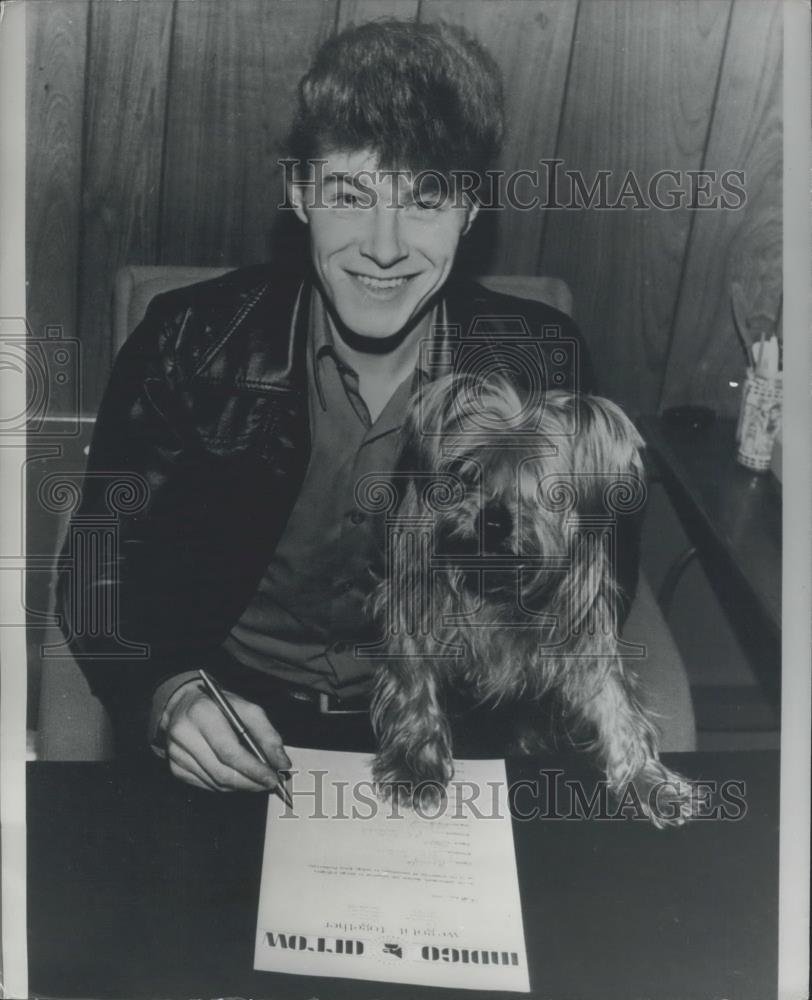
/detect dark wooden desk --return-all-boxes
[28,752,778,1000]
[638,415,782,703]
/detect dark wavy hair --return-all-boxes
[288,18,504,179]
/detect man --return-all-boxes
[59,19,644,794]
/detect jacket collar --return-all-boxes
[189,262,310,392]
[191,267,489,393]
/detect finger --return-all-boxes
[236,701,292,772]
[168,725,235,790]
[181,695,279,788]
[182,718,278,792]
[169,763,213,792]
[167,741,220,791]
[166,744,217,791]
[168,690,284,790]
[196,695,290,783]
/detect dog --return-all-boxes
[367,373,693,828]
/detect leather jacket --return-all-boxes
[57,263,637,755]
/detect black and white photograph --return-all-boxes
[1,0,809,997]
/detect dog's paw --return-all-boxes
[629,760,695,829]
[372,773,450,811]
[372,745,453,808]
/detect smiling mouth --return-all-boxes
[347,271,417,292]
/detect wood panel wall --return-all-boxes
[660,0,783,414]
[539,0,733,414]
[26,0,783,418]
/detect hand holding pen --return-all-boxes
[158,670,293,802]
[198,670,294,808]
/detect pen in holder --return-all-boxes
[730,283,782,473]
[735,366,782,472]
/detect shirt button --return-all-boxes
[336,580,353,594]
[332,641,348,654]
[350,510,365,525]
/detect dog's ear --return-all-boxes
[396,374,464,473]
[547,517,623,665]
[415,373,465,430]
[571,394,645,478]
[549,392,645,632]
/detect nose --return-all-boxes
[360,203,407,269]
[482,503,514,554]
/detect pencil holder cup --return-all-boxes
[735,368,782,471]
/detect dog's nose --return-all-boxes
[482,503,514,554]
[433,503,514,558]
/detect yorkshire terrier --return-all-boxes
[367,373,693,828]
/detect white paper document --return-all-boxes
[253,747,530,992]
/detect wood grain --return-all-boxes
[26,2,89,417]
[158,0,336,270]
[337,0,419,28]
[75,1,174,414]
[660,0,783,418]
[26,0,784,421]
[539,0,732,415]
[420,0,578,276]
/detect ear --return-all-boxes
[462,197,480,236]
[554,518,620,660]
[288,181,310,225]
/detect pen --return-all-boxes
[197,669,294,809]
[730,281,752,364]
[753,328,766,375]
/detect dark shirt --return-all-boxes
[219,288,439,697]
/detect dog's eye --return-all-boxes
[482,503,513,553]
[444,456,479,484]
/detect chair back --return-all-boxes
[112,267,574,354]
[475,274,573,318]
[113,265,232,354]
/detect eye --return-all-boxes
[402,183,448,214]
[404,194,445,214]
[482,503,513,553]
[417,194,443,209]
[334,191,361,209]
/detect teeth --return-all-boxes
[355,274,409,290]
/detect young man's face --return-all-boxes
[291,150,478,341]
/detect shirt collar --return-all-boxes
[308,286,450,412]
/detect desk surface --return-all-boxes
[638,415,782,635]
[28,752,778,1000]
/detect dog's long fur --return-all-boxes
[369,373,693,828]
